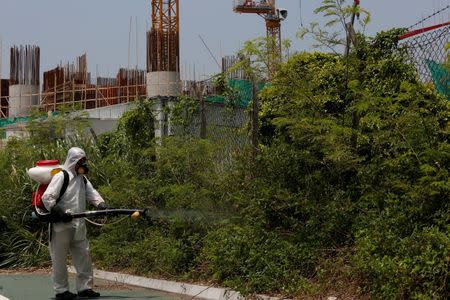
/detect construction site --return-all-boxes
[0,0,449,143]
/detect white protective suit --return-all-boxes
[42,147,105,294]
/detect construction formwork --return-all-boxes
[41,54,147,112]
[92,69,146,108]
[117,68,147,103]
[42,54,93,110]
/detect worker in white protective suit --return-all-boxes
[42,147,107,300]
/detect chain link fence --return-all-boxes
[399,22,449,99]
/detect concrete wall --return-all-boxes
[88,119,119,136]
[83,102,136,120]
[9,85,39,117]
[82,102,137,136]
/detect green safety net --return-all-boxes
[206,79,268,107]
[0,116,30,128]
[427,60,450,100]
[0,112,60,128]
[0,113,59,139]
[0,117,29,139]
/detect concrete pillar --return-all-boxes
[146,71,181,98]
[151,96,178,140]
[147,71,181,139]
[9,84,39,117]
[152,97,166,140]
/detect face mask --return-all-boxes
[77,161,89,175]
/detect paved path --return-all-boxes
[0,273,186,300]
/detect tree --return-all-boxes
[227,37,290,163]
[258,28,449,299]
[298,0,370,54]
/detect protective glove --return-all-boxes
[51,206,73,223]
[97,202,108,210]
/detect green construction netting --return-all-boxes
[206,79,268,107]
[0,116,30,128]
[0,113,60,139]
[0,117,29,139]
[0,112,60,129]
[427,60,450,100]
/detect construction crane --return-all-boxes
[233,0,287,77]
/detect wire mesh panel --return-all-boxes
[398,20,450,100]
[170,100,249,158]
[171,78,265,160]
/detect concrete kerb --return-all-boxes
[68,267,288,300]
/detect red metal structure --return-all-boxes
[399,21,450,40]
[233,0,273,14]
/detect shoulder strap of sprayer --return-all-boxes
[49,170,69,240]
[55,170,69,206]
[55,172,86,206]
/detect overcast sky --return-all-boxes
[0,0,449,81]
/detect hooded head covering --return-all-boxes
[63,147,86,172]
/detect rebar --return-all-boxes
[147,0,180,72]
[9,45,40,85]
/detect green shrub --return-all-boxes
[355,226,449,299]
[199,224,314,295]
[91,225,192,277]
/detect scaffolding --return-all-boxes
[41,55,147,112]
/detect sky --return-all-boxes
[0,0,449,81]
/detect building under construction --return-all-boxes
[41,54,146,111]
[0,0,244,142]
[0,1,182,120]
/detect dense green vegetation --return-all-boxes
[1,29,449,299]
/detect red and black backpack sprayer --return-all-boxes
[27,160,145,222]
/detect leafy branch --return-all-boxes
[298,0,371,53]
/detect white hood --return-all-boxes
[63,147,86,173]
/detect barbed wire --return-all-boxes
[408,5,450,30]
